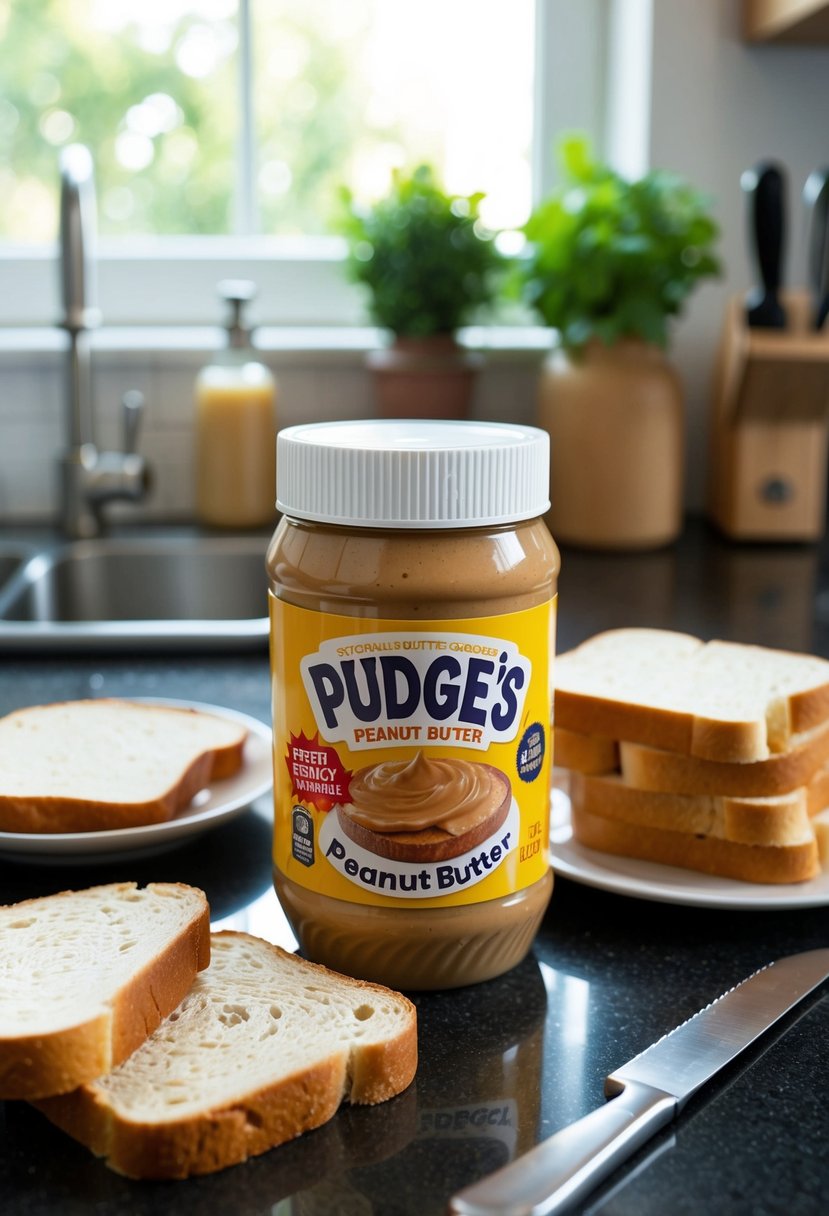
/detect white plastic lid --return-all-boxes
[275,419,550,529]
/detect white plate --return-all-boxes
[0,700,273,863]
[550,788,829,910]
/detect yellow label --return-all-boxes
[270,594,556,909]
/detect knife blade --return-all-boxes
[741,161,787,328]
[803,168,829,329]
[449,948,829,1216]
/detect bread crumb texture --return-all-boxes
[0,883,205,1036]
[33,932,418,1179]
[95,934,415,1118]
[0,699,245,803]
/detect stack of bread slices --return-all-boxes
[0,882,417,1179]
[553,628,829,884]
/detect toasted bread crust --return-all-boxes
[570,802,820,884]
[36,1056,350,1179]
[109,906,212,1067]
[554,727,618,774]
[789,683,829,736]
[0,755,216,833]
[557,720,829,797]
[33,933,418,1180]
[555,691,770,765]
[0,883,211,1100]
[621,725,829,797]
[569,770,815,849]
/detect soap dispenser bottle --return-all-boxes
[195,279,277,528]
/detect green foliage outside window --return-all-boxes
[0,1,234,237]
[0,0,378,240]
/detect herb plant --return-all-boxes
[339,165,502,338]
[520,135,720,352]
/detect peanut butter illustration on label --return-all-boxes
[337,751,513,864]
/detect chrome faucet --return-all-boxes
[58,145,151,538]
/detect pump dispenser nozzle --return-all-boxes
[218,279,257,350]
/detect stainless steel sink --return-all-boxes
[0,548,28,588]
[0,535,270,652]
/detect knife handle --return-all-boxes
[448,1080,676,1216]
[743,161,786,295]
[803,168,829,328]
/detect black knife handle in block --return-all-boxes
[741,161,787,328]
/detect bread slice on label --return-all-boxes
[554,628,829,764]
[33,932,418,1180]
[570,801,819,885]
[0,882,210,1100]
[0,699,247,833]
[336,765,512,863]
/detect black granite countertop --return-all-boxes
[0,519,827,1216]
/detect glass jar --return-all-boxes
[267,419,559,989]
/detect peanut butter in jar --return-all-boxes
[267,419,560,990]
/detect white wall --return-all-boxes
[646,0,829,507]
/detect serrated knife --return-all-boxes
[449,948,829,1216]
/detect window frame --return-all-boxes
[0,0,607,332]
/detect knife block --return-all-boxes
[708,292,829,541]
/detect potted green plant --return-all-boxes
[519,135,720,549]
[339,165,503,418]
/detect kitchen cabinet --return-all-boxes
[743,0,829,42]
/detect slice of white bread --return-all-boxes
[33,932,418,1180]
[619,724,829,797]
[555,720,829,797]
[0,882,211,1100]
[569,768,829,851]
[554,629,829,763]
[0,699,247,833]
[569,801,819,885]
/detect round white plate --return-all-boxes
[550,788,829,910]
[0,700,273,863]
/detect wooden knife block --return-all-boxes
[708,293,829,541]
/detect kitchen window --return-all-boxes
[0,0,605,330]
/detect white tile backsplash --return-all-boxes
[92,361,160,451]
[0,343,542,523]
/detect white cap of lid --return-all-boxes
[276,419,550,529]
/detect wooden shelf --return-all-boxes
[743,0,829,41]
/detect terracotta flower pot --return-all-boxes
[367,335,482,419]
[538,339,684,550]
